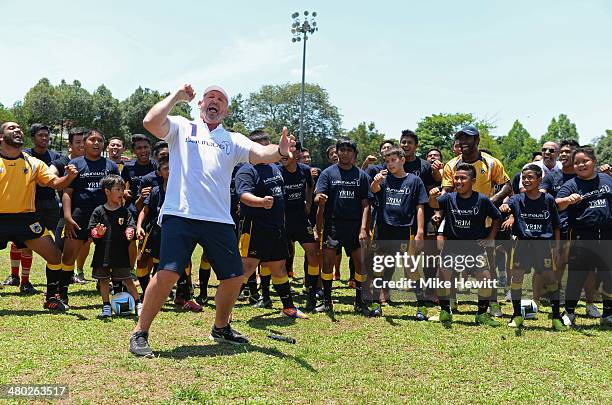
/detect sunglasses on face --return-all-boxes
[541,148,556,153]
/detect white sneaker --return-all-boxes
[586,304,601,318]
[136,301,143,317]
[600,315,612,326]
[561,311,576,327]
[504,290,512,302]
[99,304,112,318]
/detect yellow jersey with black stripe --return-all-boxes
[0,153,56,213]
[442,152,509,197]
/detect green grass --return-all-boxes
[0,245,610,404]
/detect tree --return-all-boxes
[56,79,95,130]
[540,114,579,144]
[345,122,386,166]
[120,87,192,142]
[224,93,248,132]
[499,120,539,176]
[245,83,342,167]
[595,129,612,165]
[0,102,15,124]
[21,78,60,128]
[92,85,124,139]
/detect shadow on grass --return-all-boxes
[0,309,88,320]
[156,343,317,372]
[246,312,297,331]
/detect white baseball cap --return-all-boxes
[203,85,229,103]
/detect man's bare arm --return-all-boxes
[143,84,195,139]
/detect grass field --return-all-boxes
[0,245,610,404]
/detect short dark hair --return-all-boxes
[157,155,169,168]
[301,147,310,154]
[560,139,580,149]
[383,146,405,159]
[400,129,418,144]
[426,147,442,156]
[455,163,476,179]
[152,140,168,157]
[326,145,336,158]
[68,127,86,144]
[29,123,49,137]
[522,164,543,178]
[379,139,396,151]
[108,136,124,146]
[572,146,597,162]
[336,138,358,156]
[248,129,270,143]
[531,151,542,161]
[100,174,125,191]
[131,134,151,150]
[83,128,104,142]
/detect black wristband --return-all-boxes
[278,146,289,158]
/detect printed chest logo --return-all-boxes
[186,124,231,155]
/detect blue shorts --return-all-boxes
[158,215,243,280]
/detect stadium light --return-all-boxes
[291,11,318,145]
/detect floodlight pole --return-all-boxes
[299,32,307,145]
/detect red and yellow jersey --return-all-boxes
[442,152,509,197]
[0,153,56,213]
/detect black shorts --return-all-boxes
[440,241,489,275]
[376,223,414,241]
[285,215,316,245]
[65,207,94,241]
[92,266,132,280]
[36,198,61,232]
[0,213,46,249]
[158,215,243,280]
[141,225,161,259]
[323,219,361,255]
[510,239,554,274]
[239,218,288,262]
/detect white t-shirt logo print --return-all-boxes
[160,116,253,225]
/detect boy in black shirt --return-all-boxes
[316,138,374,316]
[60,129,120,305]
[371,147,429,319]
[88,175,141,318]
[500,164,564,330]
[236,131,306,319]
[430,163,502,326]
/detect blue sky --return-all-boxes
[1,0,611,144]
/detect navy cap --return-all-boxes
[455,125,480,137]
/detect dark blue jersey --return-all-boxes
[69,157,119,210]
[236,163,285,228]
[143,185,165,227]
[139,170,163,190]
[437,192,501,240]
[557,173,612,231]
[404,157,435,188]
[541,170,576,234]
[280,162,313,213]
[51,155,70,178]
[121,159,157,211]
[316,165,371,222]
[24,148,62,200]
[365,163,385,181]
[375,173,428,228]
[507,192,560,239]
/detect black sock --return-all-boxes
[138,275,150,295]
[45,267,60,299]
[477,299,489,315]
[550,288,561,319]
[355,281,363,306]
[247,273,258,298]
[565,299,578,315]
[102,301,110,306]
[198,267,210,296]
[439,298,451,313]
[176,273,190,300]
[511,287,522,316]
[349,257,355,280]
[60,271,71,302]
[273,281,293,309]
[603,300,611,318]
[260,275,271,301]
[305,274,318,290]
[322,279,332,302]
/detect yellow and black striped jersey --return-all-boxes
[0,153,57,213]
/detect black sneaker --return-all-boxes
[252,297,272,309]
[209,324,249,345]
[305,294,317,312]
[315,300,333,313]
[237,289,249,302]
[3,274,19,286]
[130,331,154,357]
[77,272,86,282]
[248,293,260,305]
[195,294,209,306]
[20,282,40,295]
[355,302,376,317]
[44,296,69,311]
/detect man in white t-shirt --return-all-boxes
[130,84,295,357]
[519,141,562,189]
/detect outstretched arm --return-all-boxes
[249,127,296,165]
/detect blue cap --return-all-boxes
[455,125,480,137]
